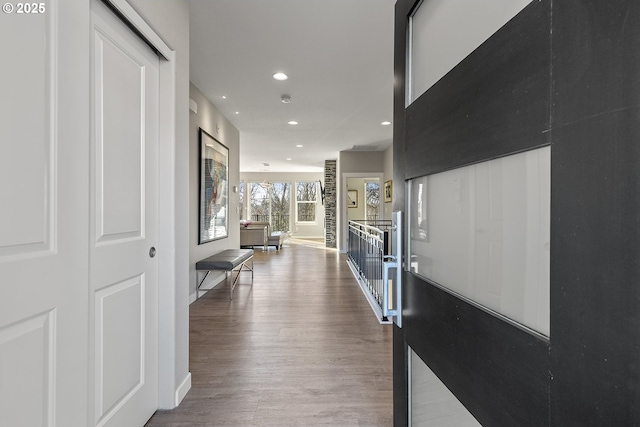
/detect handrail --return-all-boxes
[346,220,391,323]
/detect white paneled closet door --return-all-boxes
[89,0,159,425]
[0,3,90,427]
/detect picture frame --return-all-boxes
[384,180,392,203]
[347,189,358,208]
[199,128,229,244]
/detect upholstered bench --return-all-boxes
[195,249,254,299]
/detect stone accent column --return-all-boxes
[324,160,337,248]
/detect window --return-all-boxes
[249,182,270,222]
[365,181,380,221]
[270,182,290,231]
[296,181,317,223]
[247,181,291,231]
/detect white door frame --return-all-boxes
[340,172,385,252]
[102,0,183,409]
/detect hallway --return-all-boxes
[145,241,393,426]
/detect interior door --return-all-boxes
[0,3,90,427]
[90,1,159,425]
[393,1,551,426]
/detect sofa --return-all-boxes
[240,221,291,250]
[240,222,268,250]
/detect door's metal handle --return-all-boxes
[382,261,398,317]
[383,211,403,327]
[149,247,156,258]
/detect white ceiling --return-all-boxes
[189,0,396,173]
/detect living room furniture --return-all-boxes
[240,221,291,250]
[268,231,291,250]
[240,223,268,250]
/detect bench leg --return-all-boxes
[196,271,210,299]
[228,256,255,299]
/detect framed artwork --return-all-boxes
[199,128,229,244]
[347,189,358,208]
[384,180,392,203]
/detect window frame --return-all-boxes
[295,181,318,224]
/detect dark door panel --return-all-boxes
[395,0,640,424]
[404,0,550,180]
[405,275,549,426]
[394,0,552,425]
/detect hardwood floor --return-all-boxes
[145,242,393,427]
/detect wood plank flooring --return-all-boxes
[145,242,393,427]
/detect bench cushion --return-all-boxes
[195,249,253,271]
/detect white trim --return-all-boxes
[175,372,191,406]
[157,55,177,409]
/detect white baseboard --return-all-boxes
[189,292,197,305]
[175,372,191,406]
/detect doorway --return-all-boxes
[346,176,381,223]
[342,173,384,251]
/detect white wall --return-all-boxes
[240,172,325,238]
[126,0,190,409]
[189,82,241,300]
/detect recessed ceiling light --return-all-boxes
[381,121,392,126]
[235,111,240,115]
[273,72,288,81]
[296,144,303,148]
[288,121,298,125]
[281,95,291,103]
[286,158,292,161]
[221,95,227,99]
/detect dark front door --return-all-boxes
[393,0,640,426]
